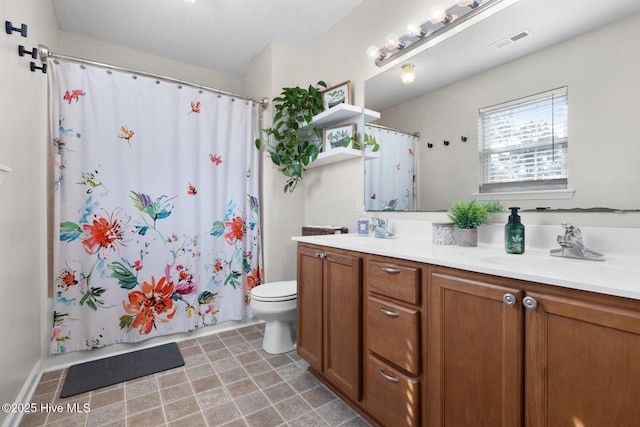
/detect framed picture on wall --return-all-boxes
[323,122,356,153]
[322,80,352,110]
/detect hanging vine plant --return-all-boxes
[255,81,327,193]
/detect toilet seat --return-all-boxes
[251,280,297,302]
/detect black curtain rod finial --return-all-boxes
[5,21,27,37]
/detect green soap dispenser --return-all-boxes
[505,207,525,254]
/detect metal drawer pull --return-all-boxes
[379,307,400,317]
[379,369,400,383]
[381,266,401,273]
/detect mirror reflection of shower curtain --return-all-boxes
[364,125,417,211]
[49,60,262,354]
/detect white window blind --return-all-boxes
[479,87,568,193]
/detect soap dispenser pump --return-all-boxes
[505,207,525,254]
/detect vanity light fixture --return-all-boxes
[367,0,520,67]
[183,0,199,4]
[400,64,416,85]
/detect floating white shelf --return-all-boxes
[311,103,362,128]
[307,147,362,169]
[311,103,380,128]
[304,104,381,169]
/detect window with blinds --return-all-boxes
[478,87,568,193]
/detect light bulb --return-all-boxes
[400,64,415,85]
[183,0,199,4]
[405,23,424,38]
[385,33,400,50]
[429,5,446,23]
[366,45,381,60]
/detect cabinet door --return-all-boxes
[297,245,324,372]
[324,250,363,401]
[429,269,523,427]
[525,292,640,427]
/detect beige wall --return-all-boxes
[0,0,59,423]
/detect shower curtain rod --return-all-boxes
[366,122,420,138]
[37,44,269,107]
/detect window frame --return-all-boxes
[477,86,570,197]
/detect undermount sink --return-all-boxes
[466,253,569,274]
[462,250,639,281]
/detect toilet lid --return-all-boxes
[251,280,297,301]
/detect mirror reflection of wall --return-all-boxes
[364,125,419,211]
[364,1,640,212]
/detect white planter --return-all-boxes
[456,227,478,247]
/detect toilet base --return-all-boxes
[262,320,296,354]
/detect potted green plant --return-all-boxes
[448,199,490,247]
[255,81,327,193]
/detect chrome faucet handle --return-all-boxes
[561,223,582,240]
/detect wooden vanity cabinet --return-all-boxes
[296,243,363,402]
[428,267,524,427]
[365,255,426,427]
[429,266,640,427]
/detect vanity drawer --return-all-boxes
[367,296,420,375]
[367,353,420,427]
[367,257,421,305]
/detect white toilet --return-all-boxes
[250,280,297,354]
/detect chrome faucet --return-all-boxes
[550,223,604,261]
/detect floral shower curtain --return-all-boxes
[364,125,416,211]
[49,60,262,354]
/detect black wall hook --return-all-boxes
[461,136,468,142]
[427,142,433,148]
[5,21,27,37]
[443,140,450,146]
[19,45,38,59]
[30,62,47,74]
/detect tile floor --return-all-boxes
[18,324,371,427]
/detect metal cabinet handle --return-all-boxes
[379,369,400,383]
[523,296,538,310]
[314,251,326,259]
[381,266,401,273]
[503,293,517,306]
[379,307,400,317]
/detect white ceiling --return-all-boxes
[365,0,640,111]
[51,0,362,76]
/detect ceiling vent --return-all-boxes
[491,28,533,49]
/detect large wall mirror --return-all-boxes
[364,0,640,212]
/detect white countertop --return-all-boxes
[293,221,640,301]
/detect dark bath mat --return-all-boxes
[60,342,184,398]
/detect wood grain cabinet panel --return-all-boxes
[368,257,421,305]
[367,296,420,375]
[296,244,363,402]
[366,354,420,427]
[525,291,640,427]
[428,269,523,427]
